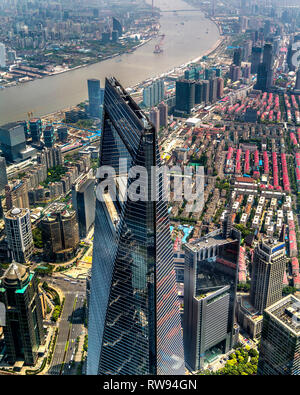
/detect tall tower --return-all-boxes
[87,78,184,375]
[4,208,34,263]
[250,239,286,314]
[0,157,8,194]
[258,295,300,375]
[0,262,45,365]
[87,79,101,118]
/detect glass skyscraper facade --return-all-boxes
[87,77,184,375]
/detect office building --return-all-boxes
[183,228,240,371]
[57,126,68,143]
[255,43,274,91]
[112,30,119,43]
[29,118,42,145]
[157,101,168,128]
[184,66,202,81]
[257,295,300,375]
[149,108,160,132]
[4,208,34,263]
[0,123,27,163]
[294,69,300,93]
[102,32,111,44]
[175,79,195,115]
[251,47,262,74]
[0,43,5,68]
[250,239,287,314]
[88,79,101,118]
[41,209,79,262]
[72,177,95,239]
[43,125,55,148]
[233,48,242,66]
[0,262,45,365]
[0,157,8,194]
[87,77,184,375]
[112,17,122,36]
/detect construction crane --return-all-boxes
[154,34,165,54]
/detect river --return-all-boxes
[0,0,220,124]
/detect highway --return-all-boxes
[46,276,86,375]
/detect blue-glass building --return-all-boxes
[87,77,184,375]
[88,79,101,118]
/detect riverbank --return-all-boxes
[0,0,220,123]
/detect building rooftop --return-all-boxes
[5,207,28,220]
[266,295,300,335]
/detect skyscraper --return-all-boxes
[88,79,101,118]
[112,17,122,36]
[183,228,240,371]
[87,77,184,375]
[209,77,218,103]
[29,118,42,145]
[72,177,96,239]
[257,295,300,375]
[43,125,55,148]
[175,79,195,114]
[251,46,262,74]
[0,43,6,68]
[0,122,27,163]
[4,208,34,264]
[250,239,286,314]
[149,108,160,132]
[157,102,168,128]
[294,69,300,93]
[0,262,45,365]
[41,209,79,262]
[233,48,242,66]
[0,157,8,194]
[143,80,165,108]
[255,43,274,91]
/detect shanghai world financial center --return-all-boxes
[87,78,185,375]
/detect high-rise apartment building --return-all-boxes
[0,42,6,68]
[157,101,168,128]
[0,262,45,365]
[4,208,34,263]
[88,79,101,118]
[143,80,165,108]
[72,176,95,239]
[149,108,160,132]
[250,239,286,314]
[5,181,29,210]
[87,77,184,375]
[57,126,68,143]
[209,77,218,103]
[183,228,240,371]
[258,295,300,375]
[0,157,8,194]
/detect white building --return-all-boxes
[0,43,6,68]
[4,208,34,263]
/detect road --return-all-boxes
[46,276,86,375]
